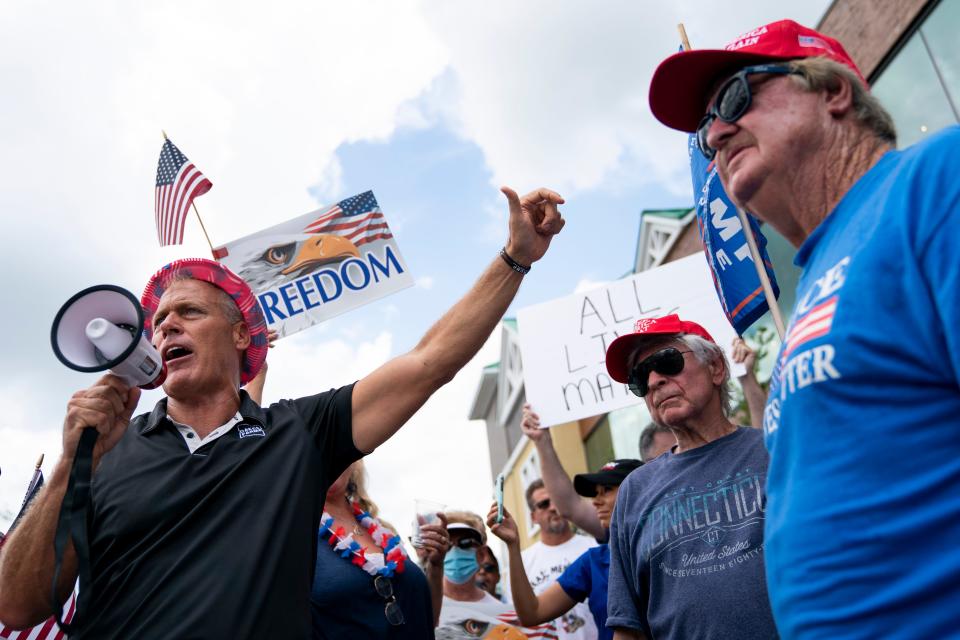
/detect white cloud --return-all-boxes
[261,331,395,401]
[415,276,435,290]
[420,0,831,196]
[363,330,501,544]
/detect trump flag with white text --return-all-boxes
[689,135,779,334]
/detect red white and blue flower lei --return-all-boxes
[319,499,407,577]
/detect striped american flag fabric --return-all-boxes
[154,139,212,246]
[0,534,77,639]
[0,592,76,640]
[302,191,392,247]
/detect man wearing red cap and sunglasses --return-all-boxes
[0,186,565,638]
[649,18,960,640]
[603,315,775,640]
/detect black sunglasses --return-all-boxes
[479,562,498,573]
[374,575,405,626]
[533,498,552,511]
[627,348,692,398]
[696,64,800,161]
[453,537,481,550]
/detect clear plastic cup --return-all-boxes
[411,499,446,548]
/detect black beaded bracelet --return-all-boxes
[500,247,531,275]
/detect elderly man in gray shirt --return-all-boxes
[603,315,775,640]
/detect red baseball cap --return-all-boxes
[649,19,865,133]
[141,258,269,385]
[605,314,715,384]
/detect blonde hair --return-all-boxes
[444,509,487,544]
[346,460,380,518]
[787,57,897,145]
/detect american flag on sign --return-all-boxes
[302,191,391,247]
[154,139,212,246]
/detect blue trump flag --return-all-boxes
[689,134,779,334]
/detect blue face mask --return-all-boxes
[443,547,479,584]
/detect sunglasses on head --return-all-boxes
[696,64,801,161]
[627,347,692,398]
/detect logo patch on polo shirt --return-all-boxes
[238,425,266,439]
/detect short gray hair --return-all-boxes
[678,334,733,417]
[787,57,897,146]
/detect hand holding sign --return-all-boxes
[501,186,566,266]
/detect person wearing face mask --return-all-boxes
[486,460,642,640]
[436,511,556,639]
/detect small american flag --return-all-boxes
[303,191,392,247]
[0,535,77,639]
[154,139,212,246]
[0,592,76,640]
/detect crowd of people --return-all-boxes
[1,15,958,640]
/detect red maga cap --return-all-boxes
[649,19,865,133]
[605,314,715,384]
[141,258,269,385]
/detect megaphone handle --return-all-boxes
[51,427,98,634]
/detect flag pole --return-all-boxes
[677,24,786,340]
[161,130,217,259]
[736,208,786,339]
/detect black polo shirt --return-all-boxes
[78,386,360,639]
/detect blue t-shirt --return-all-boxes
[606,427,777,639]
[557,544,611,640]
[763,125,960,639]
[310,535,434,639]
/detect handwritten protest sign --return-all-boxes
[517,254,742,426]
[215,191,413,338]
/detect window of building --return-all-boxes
[871,0,960,148]
[584,416,615,472]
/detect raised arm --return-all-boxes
[732,338,767,429]
[0,375,139,628]
[351,187,565,454]
[486,504,575,626]
[521,405,604,539]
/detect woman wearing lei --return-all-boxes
[310,460,450,638]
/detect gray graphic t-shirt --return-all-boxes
[606,427,778,639]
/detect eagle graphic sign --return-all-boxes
[214,191,413,338]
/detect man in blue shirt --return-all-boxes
[649,18,960,639]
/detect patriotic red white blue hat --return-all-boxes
[141,258,268,385]
[649,19,865,133]
[605,314,715,384]
[574,459,644,497]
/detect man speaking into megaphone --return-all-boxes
[0,186,565,638]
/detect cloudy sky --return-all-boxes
[0,0,829,539]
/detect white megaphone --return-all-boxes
[51,284,166,389]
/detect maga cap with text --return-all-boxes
[649,19,865,133]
